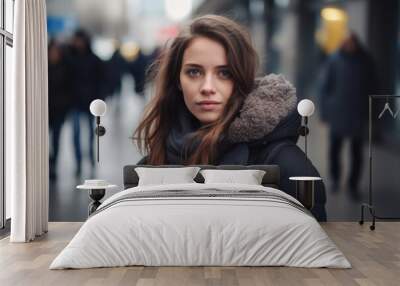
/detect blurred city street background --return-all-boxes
[19,0,400,221]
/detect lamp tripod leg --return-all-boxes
[371,208,376,231]
[97,130,99,162]
[359,204,364,225]
[304,116,308,162]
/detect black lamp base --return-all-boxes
[289,177,322,210]
[295,180,315,210]
[88,189,105,215]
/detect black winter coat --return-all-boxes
[48,58,73,122]
[318,49,376,137]
[137,74,327,221]
[68,49,105,111]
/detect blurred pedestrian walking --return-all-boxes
[318,32,377,200]
[69,29,105,177]
[105,41,127,98]
[48,40,73,180]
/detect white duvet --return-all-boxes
[50,183,351,269]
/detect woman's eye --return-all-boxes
[218,69,232,79]
[186,68,201,77]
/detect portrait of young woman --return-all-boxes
[134,14,326,221]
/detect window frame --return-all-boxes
[1,0,14,230]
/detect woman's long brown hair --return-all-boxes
[133,15,258,164]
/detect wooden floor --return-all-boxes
[0,222,399,286]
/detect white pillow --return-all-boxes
[200,169,266,185]
[135,167,201,186]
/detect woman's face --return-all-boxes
[179,36,234,125]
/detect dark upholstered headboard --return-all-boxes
[123,165,280,189]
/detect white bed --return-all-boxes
[50,183,351,269]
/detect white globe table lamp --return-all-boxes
[90,99,107,117]
[297,99,315,159]
[289,99,321,210]
[76,99,118,216]
[89,99,107,162]
[297,99,315,117]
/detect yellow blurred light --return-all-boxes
[120,42,140,62]
[316,7,348,54]
[321,7,347,22]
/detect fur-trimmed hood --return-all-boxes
[227,74,298,143]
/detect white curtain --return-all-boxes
[7,0,49,242]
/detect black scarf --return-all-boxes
[165,108,249,165]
